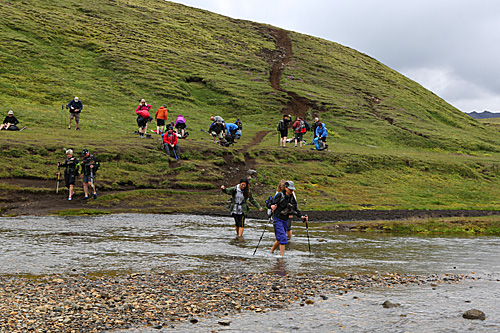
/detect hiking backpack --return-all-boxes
[304,120,311,132]
[277,120,285,131]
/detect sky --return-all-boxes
[170,0,500,112]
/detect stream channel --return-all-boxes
[1,213,499,331]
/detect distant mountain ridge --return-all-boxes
[467,111,500,119]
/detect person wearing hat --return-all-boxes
[67,97,83,130]
[269,180,308,256]
[221,178,263,238]
[80,149,99,200]
[0,110,20,131]
[57,149,79,200]
[154,105,168,135]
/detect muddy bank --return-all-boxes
[0,272,469,332]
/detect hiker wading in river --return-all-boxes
[270,181,308,256]
[221,178,263,238]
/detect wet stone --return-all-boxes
[463,309,486,320]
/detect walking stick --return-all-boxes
[56,169,61,194]
[61,104,64,128]
[304,215,311,253]
[173,145,179,161]
[253,214,272,255]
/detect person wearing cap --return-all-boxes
[269,180,308,256]
[57,149,79,200]
[221,178,263,238]
[136,99,152,138]
[67,97,83,130]
[162,127,181,159]
[0,110,20,131]
[311,117,320,144]
[154,105,168,135]
[80,149,99,200]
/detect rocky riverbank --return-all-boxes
[0,272,469,332]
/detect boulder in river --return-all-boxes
[382,300,400,308]
[462,309,486,320]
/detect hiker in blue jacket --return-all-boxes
[314,122,328,150]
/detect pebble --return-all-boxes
[463,309,486,320]
[0,272,468,332]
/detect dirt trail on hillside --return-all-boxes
[266,28,324,118]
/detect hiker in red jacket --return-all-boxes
[292,117,306,148]
[136,99,152,138]
[163,127,181,159]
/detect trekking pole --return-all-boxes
[303,215,311,254]
[61,104,64,129]
[56,168,61,194]
[253,214,272,255]
[173,146,179,160]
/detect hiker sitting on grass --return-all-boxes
[0,110,20,131]
[136,99,152,138]
[57,149,79,201]
[163,127,181,159]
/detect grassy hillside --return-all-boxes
[2,0,500,215]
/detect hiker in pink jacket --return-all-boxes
[136,99,152,138]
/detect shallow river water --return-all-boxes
[1,213,499,331]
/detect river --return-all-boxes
[1,213,499,331]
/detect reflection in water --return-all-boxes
[0,213,499,279]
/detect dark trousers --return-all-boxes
[164,144,180,158]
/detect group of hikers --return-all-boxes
[207,115,243,146]
[221,178,308,257]
[277,114,328,150]
[57,148,100,201]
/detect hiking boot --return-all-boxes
[76,127,80,131]
[68,197,72,201]
[68,126,71,130]
[83,196,89,200]
[93,193,97,199]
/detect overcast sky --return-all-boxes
[171,0,500,112]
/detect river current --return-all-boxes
[1,213,499,331]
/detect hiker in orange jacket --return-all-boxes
[154,105,169,135]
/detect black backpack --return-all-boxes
[304,120,311,132]
[277,120,285,131]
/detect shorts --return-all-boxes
[232,214,246,228]
[273,217,288,245]
[175,123,186,130]
[157,119,165,126]
[69,112,80,122]
[294,132,303,141]
[285,219,292,232]
[280,130,288,138]
[64,171,77,187]
[137,116,147,129]
[82,174,93,183]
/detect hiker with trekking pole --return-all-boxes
[269,181,308,256]
[221,178,263,239]
[80,149,99,200]
[57,149,79,200]
[162,127,181,160]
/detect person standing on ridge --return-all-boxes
[154,105,168,135]
[292,117,305,148]
[57,149,79,201]
[221,178,263,238]
[67,97,83,130]
[136,99,152,138]
[80,149,99,200]
[269,181,308,256]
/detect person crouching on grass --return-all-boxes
[270,181,308,256]
[221,178,263,239]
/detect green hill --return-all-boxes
[1,0,500,215]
